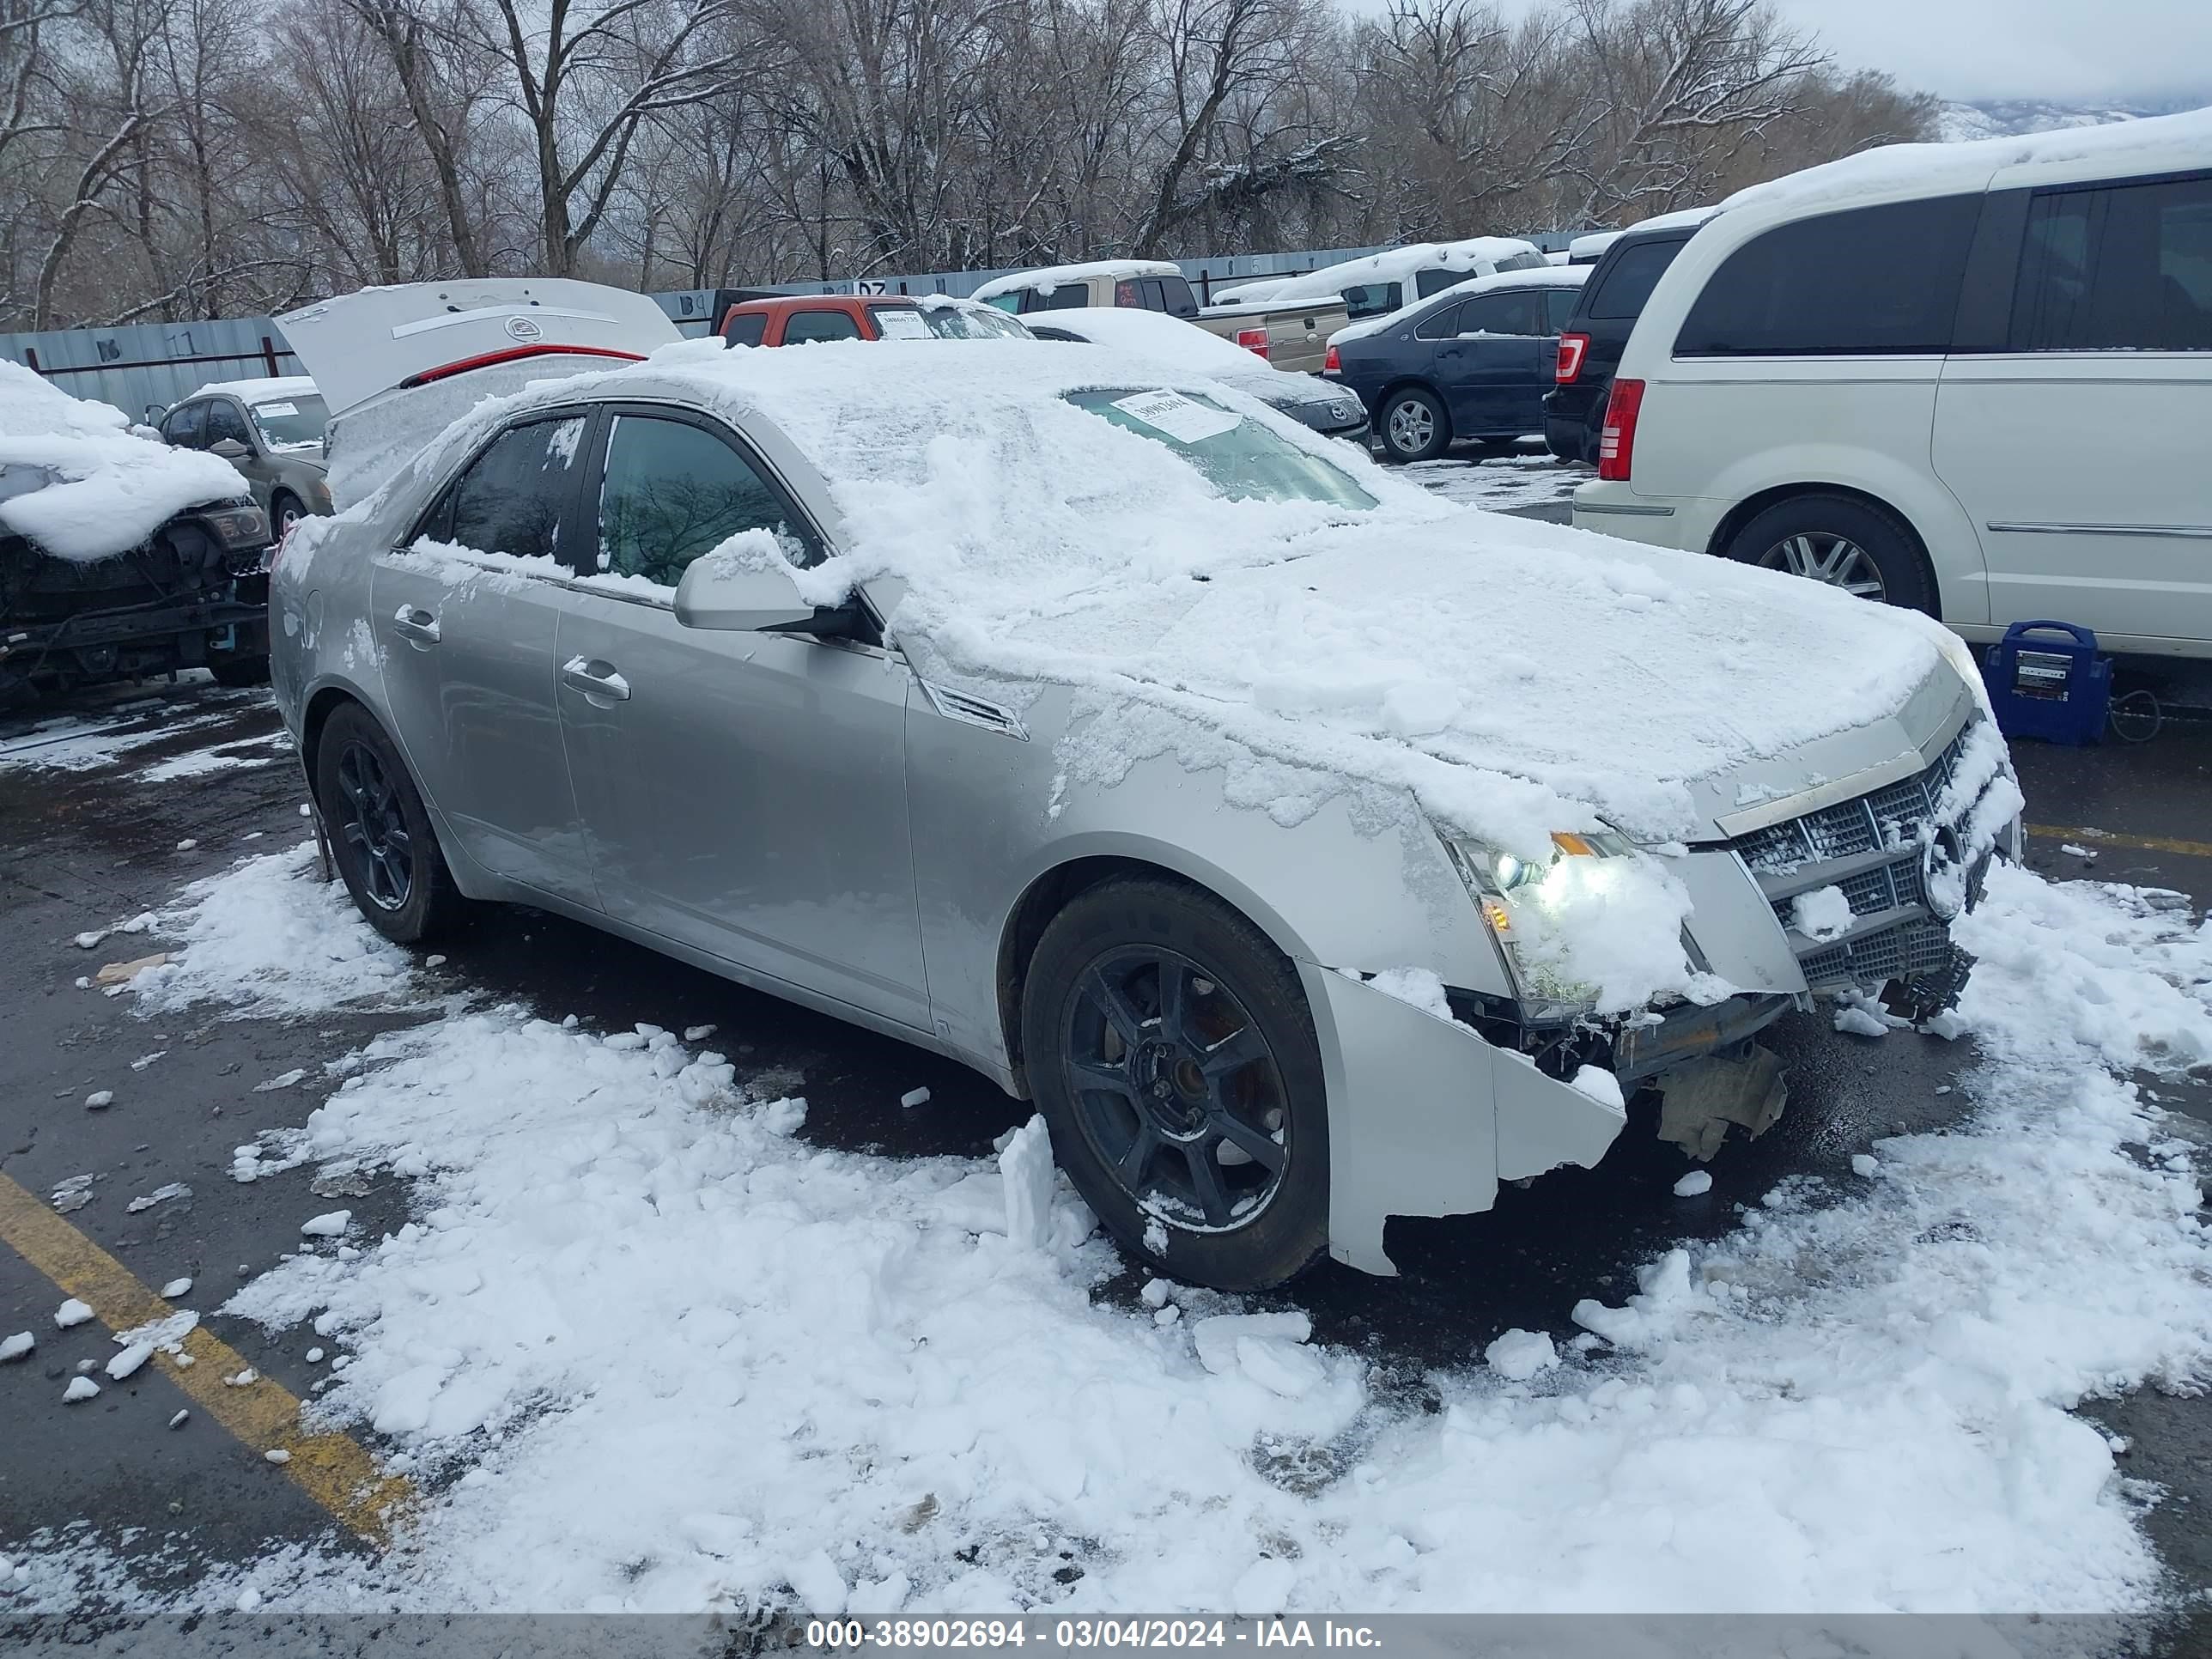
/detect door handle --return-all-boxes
[391,605,440,647]
[561,655,631,705]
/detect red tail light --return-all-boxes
[1596,378,1644,482]
[1236,326,1269,360]
[1322,343,1340,373]
[1555,331,1589,384]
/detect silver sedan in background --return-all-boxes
[272,292,2019,1291]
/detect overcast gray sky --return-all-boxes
[1770,0,2212,105]
[1339,0,2212,107]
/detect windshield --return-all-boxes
[251,393,328,450]
[922,303,1030,340]
[1066,388,1375,511]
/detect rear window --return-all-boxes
[1341,282,1402,319]
[722,313,768,347]
[1585,238,1686,321]
[782,308,863,343]
[1019,285,1091,313]
[1494,250,1547,273]
[1674,194,1979,356]
[1067,388,1375,511]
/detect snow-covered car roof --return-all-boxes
[1262,237,1544,304]
[1019,305,1276,374]
[190,374,322,406]
[0,360,249,562]
[1567,205,1723,261]
[319,336,1960,862]
[1726,104,2212,216]
[970,259,1186,301]
[1206,276,1289,307]
[1328,263,1590,347]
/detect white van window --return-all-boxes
[1674,195,1979,356]
[2009,173,2212,352]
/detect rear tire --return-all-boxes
[1723,494,1937,616]
[1021,878,1330,1291]
[1377,386,1450,464]
[313,702,465,945]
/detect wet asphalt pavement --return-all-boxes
[4,475,2212,1627]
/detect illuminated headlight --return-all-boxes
[1438,828,1633,1017]
[204,503,270,547]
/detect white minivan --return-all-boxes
[1572,111,2212,658]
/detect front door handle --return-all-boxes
[562,655,631,705]
[392,605,440,647]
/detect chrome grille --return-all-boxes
[1731,720,1984,995]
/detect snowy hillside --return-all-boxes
[1939,96,2209,143]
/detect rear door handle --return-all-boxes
[561,655,631,705]
[392,605,440,647]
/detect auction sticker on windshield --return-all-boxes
[256,402,299,417]
[1110,390,1239,445]
[873,310,930,340]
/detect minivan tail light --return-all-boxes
[1596,378,1644,482]
[1322,343,1340,373]
[1555,331,1589,384]
[1236,326,1269,359]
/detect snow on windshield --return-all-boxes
[0,360,248,562]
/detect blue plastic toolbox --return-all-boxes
[1981,620,2111,745]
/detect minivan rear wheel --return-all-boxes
[1723,494,1937,616]
[1021,878,1330,1291]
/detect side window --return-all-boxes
[722,313,768,347]
[781,308,862,344]
[1414,301,1465,341]
[1413,267,1460,300]
[1494,250,1548,273]
[162,402,206,448]
[1021,285,1090,313]
[1675,193,1980,356]
[1158,275,1199,318]
[1457,291,1543,336]
[434,415,588,561]
[597,415,820,589]
[1341,282,1404,319]
[204,400,252,448]
[2010,173,2212,351]
[1541,287,1580,333]
[1585,238,1685,321]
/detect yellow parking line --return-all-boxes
[0,1171,411,1544]
[2027,823,2212,861]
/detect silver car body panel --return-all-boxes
[271,341,2019,1277]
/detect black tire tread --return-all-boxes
[314,702,467,945]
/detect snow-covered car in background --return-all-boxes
[1021,305,1369,441]
[161,374,333,536]
[1,361,272,706]
[270,325,2022,1291]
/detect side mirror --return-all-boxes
[673,552,834,633]
[209,437,250,459]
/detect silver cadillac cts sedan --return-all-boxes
[272,292,2024,1291]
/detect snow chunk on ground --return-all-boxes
[1673,1170,1713,1198]
[1,1332,33,1362]
[1191,1310,1312,1376]
[300,1211,351,1238]
[1834,1004,1891,1038]
[62,1376,100,1402]
[160,1278,192,1299]
[55,1299,93,1328]
[998,1115,1055,1249]
[1851,1155,1881,1179]
[1483,1328,1559,1382]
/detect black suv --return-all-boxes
[1543,220,1710,464]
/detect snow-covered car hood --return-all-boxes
[0,360,247,562]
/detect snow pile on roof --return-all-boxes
[1727,103,2212,215]
[190,374,320,406]
[970,259,1183,301]
[85,846,2191,1614]
[1205,276,1290,307]
[1022,305,1278,374]
[0,360,246,562]
[1330,263,1590,346]
[1263,236,1543,304]
[1566,206,1723,261]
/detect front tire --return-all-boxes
[270,492,307,540]
[313,702,465,945]
[1021,878,1329,1291]
[1377,386,1450,464]
[1723,494,1937,615]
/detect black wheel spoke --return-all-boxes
[1116,1125,1158,1188]
[1197,1022,1266,1082]
[1069,1055,1137,1101]
[1155,958,1188,1045]
[1212,1113,1284,1173]
[1182,1142,1232,1227]
[1083,966,1145,1048]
